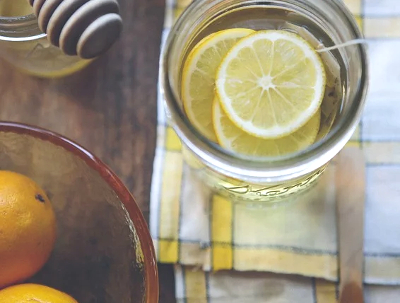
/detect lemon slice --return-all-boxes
[182,28,255,141]
[213,96,321,157]
[216,30,326,139]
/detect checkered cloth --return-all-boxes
[150,0,400,301]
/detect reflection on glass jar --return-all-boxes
[182,142,326,203]
[162,0,369,203]
[0,0,91,78]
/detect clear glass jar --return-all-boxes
[0,0,91,78]
[161,0,369,203]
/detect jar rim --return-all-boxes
[161,0,369,182]
[0,13,45,41]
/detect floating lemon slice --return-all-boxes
[181,28,255,141]
[213,96,321,157]
[216,30,326,139]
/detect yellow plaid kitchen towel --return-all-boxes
[174,265,400,303]
[150,0,400,301]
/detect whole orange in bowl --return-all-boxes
[0,171,57,289]
[0,283,78,303]
[0,283,77,302]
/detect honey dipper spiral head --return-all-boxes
[29,0,123,59]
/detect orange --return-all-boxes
[0,171,57,289]
[0,283,78,302]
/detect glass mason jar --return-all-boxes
[161,0,368,203]
[0,0,91,78]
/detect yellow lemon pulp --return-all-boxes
[216,30,326,139]
[182,28,255,141]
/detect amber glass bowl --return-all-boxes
[0,122,158,303]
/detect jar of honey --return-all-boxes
[0,0,92,78]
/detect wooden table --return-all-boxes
[0,0,174,301]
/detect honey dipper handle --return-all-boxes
[29,0,123,59]
[336,147,365,303]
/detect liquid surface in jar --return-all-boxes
[180,6,343,159]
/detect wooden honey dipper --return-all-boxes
[28,0,123,59]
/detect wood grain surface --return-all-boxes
[0,0,174,301]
